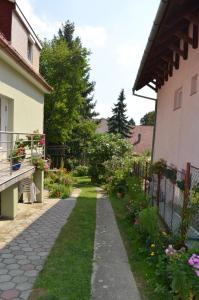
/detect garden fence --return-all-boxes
[46,145,68,169]
[132,160,199,244]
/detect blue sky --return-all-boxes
[18,0,159,124]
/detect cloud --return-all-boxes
[16,0,61,39]
[116,44,142,68]
[75,26,108,48]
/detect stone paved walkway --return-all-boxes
[0,189,80,300]
[91,191,141,300]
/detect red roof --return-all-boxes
[0,33,52,93]
[129,125,154,154]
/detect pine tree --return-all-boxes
[108,89,131,138]
[128,118,135,126]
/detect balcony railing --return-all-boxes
[0,131,45,179]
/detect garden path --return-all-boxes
[91,190,141,300]
[0,188,80,300]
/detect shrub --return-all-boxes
[44,177,54,189]
[73,165,89,177]
[138,207,159,242]
[49,183,71,199]
[87,133,132,183]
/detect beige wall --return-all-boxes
[154,26,199,170]
[0,57,44,133]
[11,11,40,72]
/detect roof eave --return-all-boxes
[133,0,170,92]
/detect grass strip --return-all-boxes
[34,177,96,300]
[110,193,169,300]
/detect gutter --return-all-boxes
[133,0,170,92]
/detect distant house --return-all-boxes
[96,118,109,133]
[130,125,153,154]
[133,0,199,170]
[96,119,153,154]
[0,0,52,219]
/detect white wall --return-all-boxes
[11,11,40,73]
[154,27,199,170]
[0,57,44,133]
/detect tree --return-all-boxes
[108,89,131,138]
[40,21,97,144]
[128,118,135,126]
[140,111,155,125]
[58,22,98,120]
[88,133,132,182]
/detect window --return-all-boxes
[191,74,198,95]
[27,40,33,62]
[174,87,182,110]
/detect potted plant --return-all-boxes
[10,145,26,171]
[32,156,49,171]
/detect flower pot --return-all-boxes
[12,163,21,171]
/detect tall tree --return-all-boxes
[40,21,97,144]
[128,118,135,126]
[108,89,131,138]
[140,111,155,125]
[58,22,98,120]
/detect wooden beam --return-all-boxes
[174,30,193,45]
[147,83,157,92]
[184,14,199,26]
[168,45,184,57]
[193,24,199,49]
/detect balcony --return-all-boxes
[0,131,45,192]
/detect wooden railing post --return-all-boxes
[181,162,191,243]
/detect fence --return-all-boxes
[46,145,68,169]
[0,131,45,179]
[132,160,199,243]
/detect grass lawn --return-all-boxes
[110,193,170,300]
[33,176,97,300]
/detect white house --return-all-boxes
[133,0,199,171]
[0,0,52,219]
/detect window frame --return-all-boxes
[27,39,33,62]
[174,87,183,111]
[190,74,198,96]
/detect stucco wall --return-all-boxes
[0,57,44,133]
[153,30,199,170]
[11,11,40,73]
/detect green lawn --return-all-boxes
[110,193,170,300]
[33,177,97,300]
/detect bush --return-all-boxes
[49,183,71,199]
[45,168,74,199]
[73,165,89,177]
[138,207,159,242]
[87,133,132,183]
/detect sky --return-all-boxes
[17,0,160,124]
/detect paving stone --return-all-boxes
[7,264,20,270]
[21,264,34,271]
[1,254,14,259]
[24,270,38,277]
[15,282,32,292]
[0,275,11,283]
[0,282,16,291]
[14,255,27,260]
[0,270,8,275]
[12,276,28,284]
[18,260,30,265]
[9,270,24,276]
[3,259,15,265]
[20,290,31,300]
[1,289,20,299]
